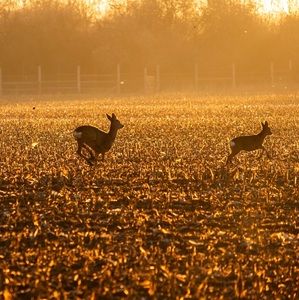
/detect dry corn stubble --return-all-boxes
[0,94,298,299]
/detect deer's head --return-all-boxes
[107,113,124,130]
[262,121,272,136]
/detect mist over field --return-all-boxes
[0,93,299,298]
[0,0,298,94]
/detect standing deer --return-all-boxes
[226,121,272,164]
[73,113,124,166]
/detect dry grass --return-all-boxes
[0,93,299,299]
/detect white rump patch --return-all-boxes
[230,141,236,148]
[73,131,82,139]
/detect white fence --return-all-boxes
[0,62,295,95]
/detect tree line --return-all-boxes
[0,0,298,79]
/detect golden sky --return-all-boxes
[15,0,299,17]
[84,0,299,17]
[256,0,299,15]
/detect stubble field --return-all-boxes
[0,93,299,299]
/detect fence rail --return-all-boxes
[0,62,296,95]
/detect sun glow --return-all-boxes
[256,0,299,16]
[85,0,299,18]
[85,0,110,16]
[15,0,299,19]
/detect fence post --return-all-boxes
[38,65,42,94]
[144,68,147,93]
[270,62,274,86]
[195,64,198,92]
[156,65,160,93]
[116,64,120,94]
[0,68,2,96]
[232,63,236,89]
[77,66,81,93]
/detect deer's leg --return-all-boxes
[227,154,235,164]
[89,152,103,166]
[82,145,98,166]
[93,151,99,160]
[91,152,100,166]
[82,144,96,161]
[77,142,94,166]
[257,148,264,159]
[77,142,88,160]
[226,149,240,165]
[257,147,270,159]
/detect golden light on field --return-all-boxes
[1,94,299,298]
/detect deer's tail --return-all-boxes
[73,130,83,140]
[229,141,236,148]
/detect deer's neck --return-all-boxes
[257,130,267,141]
[107,126,119,142]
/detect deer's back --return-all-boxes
[74,126,107,143]
[231,134,263,151]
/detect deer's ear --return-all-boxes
[265,121,268,126]
[107,114,112,121]
[112,113,116,119]
[261,122,265,127]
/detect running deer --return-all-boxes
[226,121,272,164]
[73,113,124,166]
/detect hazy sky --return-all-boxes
[84,0,299,16]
